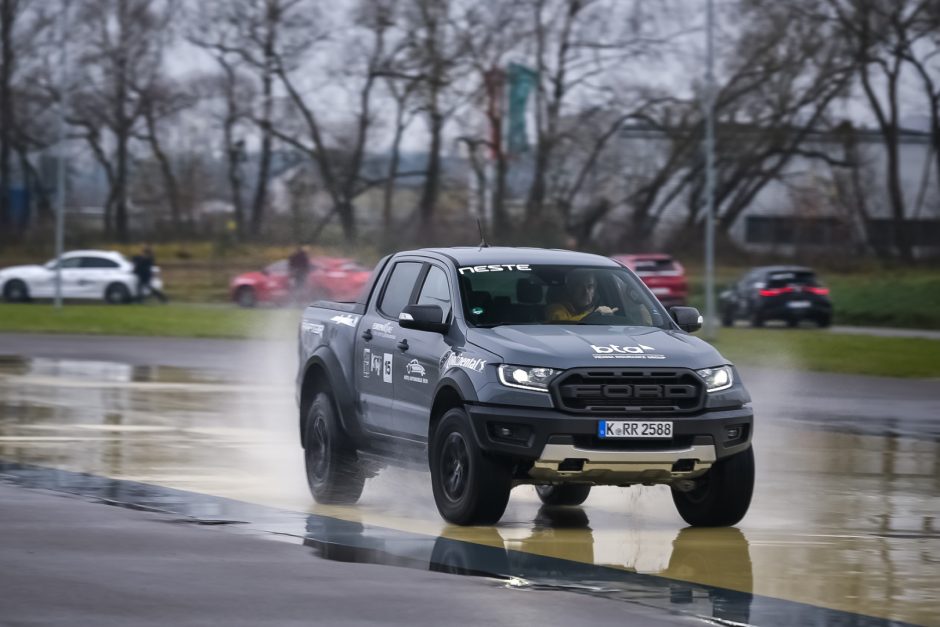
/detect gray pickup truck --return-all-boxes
[297,247,754,526]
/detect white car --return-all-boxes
[0,250,163,304]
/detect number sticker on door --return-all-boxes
[383,353,393,383]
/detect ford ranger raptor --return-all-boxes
[296,248,754,526]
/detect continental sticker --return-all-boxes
[440,350,487,372]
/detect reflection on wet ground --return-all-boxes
[0,355,937,626]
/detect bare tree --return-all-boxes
[267,0,410,243]
[134,76,197,234]
[69,0,171,241]
[818,0,937,260]
[190,0,301,239]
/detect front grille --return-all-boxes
[552,368,704,415]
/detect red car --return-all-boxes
[611,253,688,308]
[230,257,372,307]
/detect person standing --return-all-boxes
[287,245,311,303]
[132,245,168,303]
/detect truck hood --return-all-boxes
[466,325,729,370]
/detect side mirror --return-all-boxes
[670,306,703,333]
[399,304,449,334]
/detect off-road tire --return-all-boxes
[817,315,831,328]
[304,391,365,504]
[750,311,764,328]
[536,484,592,506]
[671,446,754,527]
[430,408,512,525]
[3,279,29,303]
[105,282,131,304]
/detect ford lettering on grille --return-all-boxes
[561,384,697,400]
[552,368,704,414]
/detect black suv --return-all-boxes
[298,248,755,526]
[720,266,832,328]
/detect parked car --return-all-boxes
[0,250,161,304]
[611,254,688,307]
[230,256,372,307]
[719,266,832,328]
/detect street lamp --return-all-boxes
[703,0,717,340]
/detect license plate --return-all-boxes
[787,301,811,308]
[598,420,673,439]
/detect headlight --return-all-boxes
[497,364,557,392]
[697,365,734,392]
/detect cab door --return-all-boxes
[354,260,423,435]
[394,264,455,440]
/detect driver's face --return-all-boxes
[567,276,596,308]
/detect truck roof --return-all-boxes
[403,246,620,268]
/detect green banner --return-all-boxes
[507,63,538,155]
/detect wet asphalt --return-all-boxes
[0,332,938,625]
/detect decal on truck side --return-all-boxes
[331,314,359,327]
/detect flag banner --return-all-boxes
[507,63,538,155]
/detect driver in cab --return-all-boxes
[545,269,618,322]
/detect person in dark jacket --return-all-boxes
[287,245,311,303]
[132,246,168,303]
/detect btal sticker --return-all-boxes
[590,343,664,360]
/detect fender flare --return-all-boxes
[299,346,362,447]
[433,368,479,405]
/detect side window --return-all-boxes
[59,257,82,269]
[80,257,119,269]
[416,266,452,322]
[378,261,423,318]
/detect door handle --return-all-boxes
[397,339,409,351]
[361,329,373,341]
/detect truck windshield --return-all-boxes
[458,264,670,328]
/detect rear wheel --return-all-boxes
[3,279,29,303]
[671,447,754,527]
[430,408,512,525]
[105,283,131,304]
[304,391,365,504]
[817,314,831,328]
[750,311,764,327]
[720,307,734,328]
[536,484,591,506]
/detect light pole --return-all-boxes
[703,0,717,340]
[53,0,71,309]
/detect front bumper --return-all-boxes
[465,403,752,485]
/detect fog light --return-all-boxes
[498,427,512,437]
[726,427,741,440]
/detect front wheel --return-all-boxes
[430,408,512,525]
[536,484,591,506]
[671,447,754,527]
[304,392,365,504]
[3,279,29,303]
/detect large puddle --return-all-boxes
[0,353,937,625]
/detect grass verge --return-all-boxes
[712,327,940,378]
[1,303,938,378]
[0,303,301,340]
